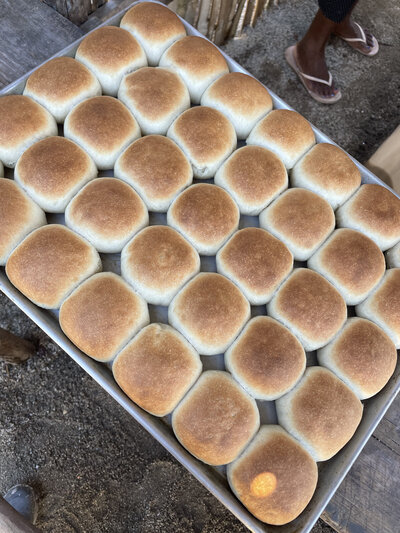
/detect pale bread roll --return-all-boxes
[168,273,250,355]
[225,316,306,400]
[247,109,315,169]
[120,2,186,66]
[65,178,148,253]
[159,36,229,104]
[60,272,149,362]
[201,72,272,139]
[6,224,101,309]
[216,227,293,305]
[317,317,397,399]
[172,370,260,465]
[114,135,192,212]
[291,143,361,209]
[227,425,318,525]
[112,323,202,416]
[214,145,288,215]
[64,96,140,169]
[121,225,200,306]
[118,67,190,135]
[0,95,57,168]
[75,26,147,96]
[14,137,97,213]
[23,57,101,122]
[0,178,46,266]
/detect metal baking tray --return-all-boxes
[1,2,399,532]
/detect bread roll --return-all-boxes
[60,272,149,362]
[0,178,46,266]
[172,370,259,465]
[23,57,101,122]
[291,143,361,209]
[201,72,272,139]
[14,136,97,213]
[113,323,202,416]
[276,366,363,461]
[120,2,186,66]
[386,241,400,268]
[267,268,347,351]
[214,145,287,215]
[260,188,335,261]
[247,109,315,169]
[356,268,400,348]
[159,36,229,103]
[216,227,293,305]
[118,67,190,135]
[75,26,147,96]
[169,273,250,355]
[317,317,397,399]
[121,225,200,306]
[65,178,148,253]
[227,425,318,525]
[336,184,400,251]
[225,316,306,400]
[167,183,239,255]
[0,95,57,167]
[308,228,385,305]
[167,106,236,178]
[114,135,192,212]
[6,224,101,309]
[64,96,140,169]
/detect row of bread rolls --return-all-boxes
[1,2,400,527]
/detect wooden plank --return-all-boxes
[0,0,83,89]
[366,126,400,195]
[42,0,107,25]
[322,394,400,533]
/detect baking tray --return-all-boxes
[0,2,399,532]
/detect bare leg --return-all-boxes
[335,2,375,53]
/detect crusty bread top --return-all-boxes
[314,228,385,293]
[76,26,145,72]
[65,96,139,151]
[366,268,400,334]
[227,425,317,526]
[204,72,272,116]
[24,57,98,102]
[170,273,250,347]
[172,370,259,465]
[170,106,236,165]
[217,227,293,296]
[119,67,188,119]
[219,145,287,204]
[122,225,199,291]
[168,184,239,247]
[59,272,148,361]
[121,2,185,43]
[250,109,315,152]
[66,178,147,239]
[6,224,100,308]
[0,95,52,148]
[112,323,201,416]
[15,136,95,200]
[273,269,347,344]
[295,143,361,193]
[115,135,191,201]
[161,35,228,77]
[227,316,305,397]
[263,188,335,248]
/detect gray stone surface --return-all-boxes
[1,0,399,532]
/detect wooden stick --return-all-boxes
[0,328,36,365]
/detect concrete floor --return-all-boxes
[1,0,399,532]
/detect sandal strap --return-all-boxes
[341,22,367,44]
[298,70,333,87]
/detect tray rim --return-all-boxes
[0,2,399,533]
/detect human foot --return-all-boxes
[335,20,379,56]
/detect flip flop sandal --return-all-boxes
[336,22,379,56]
[285,45,342,104]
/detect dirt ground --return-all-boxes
[1,0,399,532]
